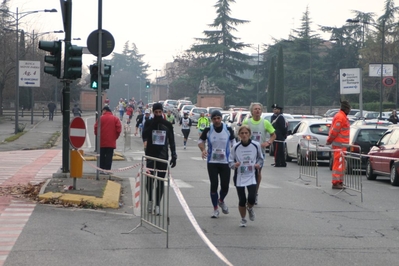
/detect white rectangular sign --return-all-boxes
[369,64,393,77]
[340,68,362,94]
[19,60,40,87]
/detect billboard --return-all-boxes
[340,68,362,95]
[369,64,393,77]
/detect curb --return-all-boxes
[38,180,121,209]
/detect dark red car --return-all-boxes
[366,127,399,186]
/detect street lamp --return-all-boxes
[125,84,130,100]
[249,45,260,102]
[0,7,57,134]
[153,69,161,102]
[137,76,142,100]
[347,18,386,118]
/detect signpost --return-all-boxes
[69,117,86,189]
[340,68,363,117]
[19,60,40,87]
[69,117,86,149]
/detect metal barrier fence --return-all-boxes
[298,139,319,186]
[123,124,132,152]
[140,156,170,248]
[340,144,363,202]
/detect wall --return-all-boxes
[80,90,107,111]
[196,94,225,108]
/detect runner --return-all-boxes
[198,110,235,218]
[197,111,210,137]
[179,112,192,149]
[242,102,276,205]
[229,125,263,227]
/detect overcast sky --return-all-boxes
[8,0,395,80]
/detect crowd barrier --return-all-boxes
[123,123,132,152]
[139,156,171,248]
[298,139,319,186]
[340,144,363,202]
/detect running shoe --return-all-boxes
[218,201,229,214]
[211,209,219,218]
[248,207,255,221]
[184,145,186,150]
[147,201,153,213]
[255,194,258,205]
[155,206,160,216]
[239,218,247,227]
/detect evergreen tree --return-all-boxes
[189,0,252,105]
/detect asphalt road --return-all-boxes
[5,115,399,266]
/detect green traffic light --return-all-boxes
[91,81,98,89]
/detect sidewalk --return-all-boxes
[0,113,129,210]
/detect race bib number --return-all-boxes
[200,123,206,129]
[212,148,225,161]
[251,131,261,142]
[239,160,254,174]
[152,130,166,145]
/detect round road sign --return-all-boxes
[86,29,115,57]
[69,117,86,149]
[383,77,396,87]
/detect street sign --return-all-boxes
[19,61,40,87]
[86,29,115,57]
[69,117,86,149]
[383,77,396,87]
[340,68,362,95]
[369,64,393,77]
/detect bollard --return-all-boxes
[70,149,84,189]
[42,107,45,118]
[21,106,24,117]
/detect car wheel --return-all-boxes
[285,145,292,162]
[390,164,399,186]
[297,146,304,166]
[366,160,377,180]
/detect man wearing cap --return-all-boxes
[142,103,177,215]
[197,111,210,137]
[94,106,122,172]
[198,110,235,218]
[271,104,288,167]
[326,100,351,189]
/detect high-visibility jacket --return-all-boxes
[327,110,350,184]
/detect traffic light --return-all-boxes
[146,81,150,89]
[102,64,111,90]
[90,64,99,89]
[38,40,62,78]
[64,42,83,80]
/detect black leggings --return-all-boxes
[236,185,257,207]
[146,160,167,205]
[182,129,190,139]
[207,163,230,194]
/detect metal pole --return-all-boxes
[257,44,259,102]
[380,21,385,119]
[309,38,312,115]
[31,30,34,125]
[14,7,19,134]
[96,0,103,180]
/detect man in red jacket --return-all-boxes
[94,106,122,171]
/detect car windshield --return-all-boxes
[355,129,387,144]
[309,124,331,136]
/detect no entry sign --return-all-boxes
[69,117,86,149]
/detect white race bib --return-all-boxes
[152,130,166,145]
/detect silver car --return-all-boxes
[285,120,332,165]
[189,107,208,125]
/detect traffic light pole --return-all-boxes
[61,0,72,173]
[95,0,103,180]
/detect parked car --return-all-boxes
[329,125,388,172]
[351,119,392,127]
[353,111,379,120]
[366,127,399,186]
[262,112,294,122]
[206,107,223,117]
[230,111,251,139]
[179,104,196,121]
[269,118,302,156]
[163,99,178,112]
[291,114,322,119]
[188,107,208,125]
[177,100,192,112]
[285,120,332,165]
[377,111,392,121]
[324,109,339,117]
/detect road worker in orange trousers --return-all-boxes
[326,100,351,189]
